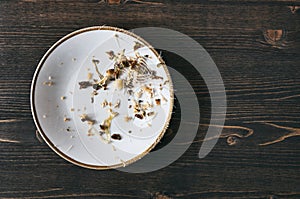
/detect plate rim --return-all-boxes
[30,26,174,170]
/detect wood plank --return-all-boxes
[0,0,299,198]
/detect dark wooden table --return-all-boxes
[1,0,299,198]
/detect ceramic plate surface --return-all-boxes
[31,26,173,169]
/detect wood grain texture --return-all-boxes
[0,0,300,198]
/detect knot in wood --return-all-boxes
[263,29,287,48]
[227,136,239,146]
[289,6,300,14]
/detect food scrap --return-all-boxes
[133,41,144,51]
[114,99,121,108]
[124,115,132,122]
[155,99,161,106]
[87,72,93,80]
[80,114,95,125]
[99,112,119,143]
[78,81,92,89]
[111,134,122,140]
[77,41,170,144]
[135,113,144,120]
[63,117,70,122]
[43,81,54,86]
[101,99,108,108]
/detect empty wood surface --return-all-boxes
[0,0,300,198]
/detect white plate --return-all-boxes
[30,26,173,169]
